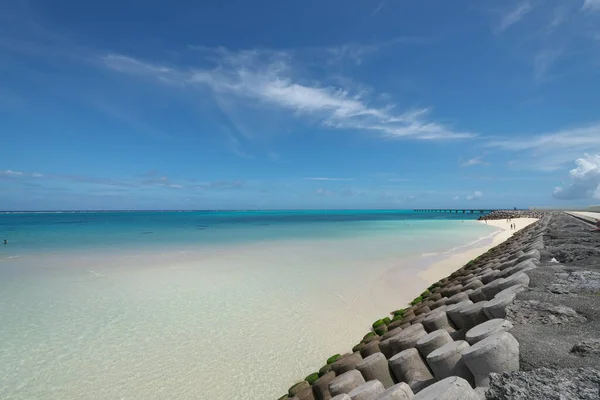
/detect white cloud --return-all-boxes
[0,169,43,178]
[101,49,474,141]
[388,178,410,182]
[487,123,600,171]
[533,48,563,81]
[0,169,23,176]
[303,177,354,181]
[461,156,490,167]
[553,154,600,200]
[315,188,334,196]
[496,1,535,33]
[582,0,600,12]
[466,191,484,200]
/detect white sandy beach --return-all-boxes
[418,218,539,285]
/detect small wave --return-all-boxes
[140,231,154,235]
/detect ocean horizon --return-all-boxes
[0,210,499,399]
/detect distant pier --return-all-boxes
[413,209,497,214]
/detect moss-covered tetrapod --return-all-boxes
[326,354,341,364]
[411,296,423,305]
[319,364,332,376]
[305,372,319,385]
[372,319,386,329]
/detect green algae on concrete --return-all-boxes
[411,296,423,305]
[326,354,342,364]
[392,314,403,322]
[353,342,366,352]
[372,319,386,329]
[363,332,377,340]
[392,308,407,316]
[319,364,332,376]
[305,372,320,385]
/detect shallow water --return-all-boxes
[0,211,497,399]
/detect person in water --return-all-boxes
[3,239,7,245]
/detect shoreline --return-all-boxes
[417,218,538,285]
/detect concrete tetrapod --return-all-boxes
[382,327,404,341]
[462,331,520,388]
[468,287,487,303]
[415,329,453,358]
[389,348,435,393]
[379,336,398,359]
[493,284,527,300]
[483,292,516,319]
[348,380,385,400]
[479,270,501,284]
[329,370,366,397]
[426,340,474,385]
[458,301,488,330]
[497,272,530,291]
[360,340,382,358]
[445,292,470,305]
[411,314,427,325]
[412,377,479,400]
[391,330,427,355]
[332,353,363,375]
[422,311,455,334]
[374,382,414,400]
[445,300,473,330]
[312,372,336,400]
[356,353,395,389]
[463,279,483,292]
[296,387,317,400]
[465,318,513,345]
[330,395,351,400]
[480,279,503,300]
[429,297,448,310]
[389,324,425,353]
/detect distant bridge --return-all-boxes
[413,209,497,214]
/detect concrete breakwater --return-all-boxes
[478,210,546,221]
[277,212,600,399]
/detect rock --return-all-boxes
[570,339,600,357]
[485,367,600,400]
[505,300,587,325]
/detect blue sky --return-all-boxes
[1,0,600,210]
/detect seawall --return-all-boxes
[277,211,600,400]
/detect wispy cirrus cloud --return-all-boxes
[533,47,564,81]
[487,123,600,171]
[302,177,354,181]
[0,169,43,178]
[371,1,386,16]
[582,0,600,12]
[101,49,474,141]
[460,156,490,167]
[495,0,536,33]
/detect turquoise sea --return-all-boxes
[0,210,489,253]
[0,210,497,400]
